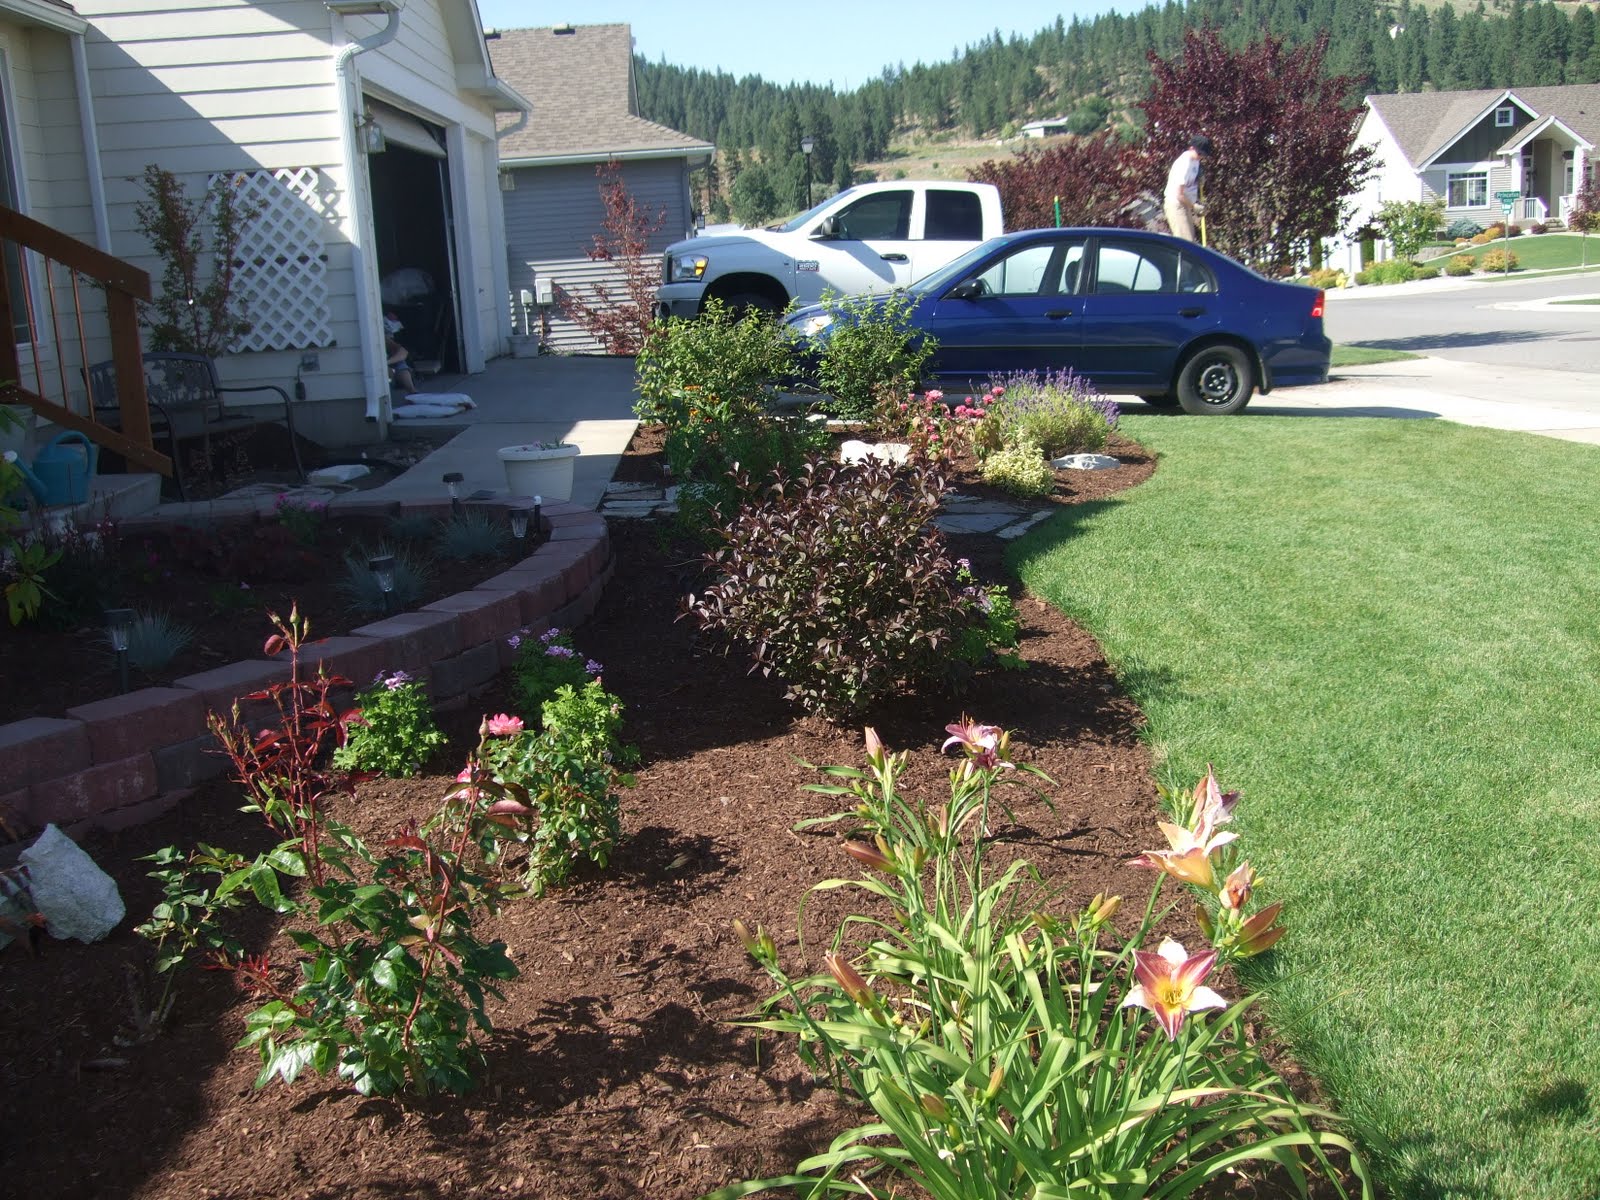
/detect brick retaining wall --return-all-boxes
[0,499,611,846]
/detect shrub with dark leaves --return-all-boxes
[683,455,1013,719]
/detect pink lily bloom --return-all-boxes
[1220,861,1257,911]
[1120,937,1227,1041]
[941,717,1009,770]
[1193,765,1240,838]
[1128,845,1217,889]
[485,712,525,737]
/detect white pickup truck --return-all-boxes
[655,180,1005,319]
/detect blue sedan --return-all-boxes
[785,228,1331,415]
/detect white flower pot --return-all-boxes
[498,442,578,501]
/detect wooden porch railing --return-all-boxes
[0,205,170,475]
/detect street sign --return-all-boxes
[1495,190,1521,204]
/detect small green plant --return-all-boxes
[387,511,438,542]
[634,298,791,427]
[272,494,327,546]
[1306,267,1342,289]
[337,541,428,616]
[980,437,1054,497]
[684,455,1012,719]
[508,627,603,717]
[1444,254,1475,276]
[120,609,196,675]
[711,730,1367,1199]
[468,682,636,895]
[810,290,936,422]
[1375,197,1445,262]
[135,607,517,1097]
[433,509,511,561]
[1413,263,1439,280]
[1480,247,1519,272]
[332,671,448,777]
[983,369,1118,458]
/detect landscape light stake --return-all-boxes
[533,495,542,547]
[105,607,135,695]
[368,554,397,616]
[443,471,464,515]
[509,505,529,550]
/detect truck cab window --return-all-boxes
[924,190,984,240]
[834,191,911,240]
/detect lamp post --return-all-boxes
[368,554,397,616]
[105,607,135,695]
[800,135,815,209]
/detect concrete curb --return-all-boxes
[0,498,611,848]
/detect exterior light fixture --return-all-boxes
[509,505,530,543]
[443,471,464,513]
[368,554,397,615]
[533,495,542,546]
[800,135,815,208]
[499,168,516,192]
[105,607,136,694]
[357,110,386,154]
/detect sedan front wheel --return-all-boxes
[1176,344,1255,415]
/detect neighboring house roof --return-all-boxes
[488,23,712,166]
[1368,85,1600,167]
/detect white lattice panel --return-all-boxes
[218,168,334,351]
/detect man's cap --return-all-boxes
[1191,134,1214,157]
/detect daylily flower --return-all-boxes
[1236,901,1286,957]
[1120,937,1227,1041]
[485,713,524,737]
[824,952,877,1010]
[1192,765,1240,839]
[1220,862,1256,911]
[941,717,1010,770]
[1127,814,1237,889]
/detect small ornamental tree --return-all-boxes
[1138,28,1375,275]
[558,160,666,355]
[1375,198,1447,262]
[132,164,263,358]
[1572,175,1600,265]
[968,130,1142,229]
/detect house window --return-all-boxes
[0,53,28,346]
[1495,105,1515,127]
[1446,172,1488,209]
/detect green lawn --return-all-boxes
[1553,297,1600,305]
[1010,415,1600,1199]
[1446,232,1600,272]
[1330,344,1421,367]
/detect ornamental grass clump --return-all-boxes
[134,607,516,1097]
[332,669,447,777]
[710,729,1368,1200]
[683,455,1021,720]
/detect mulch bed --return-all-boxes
[0,429,1279,1200]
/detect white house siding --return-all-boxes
[505,157,692,353]
[66,0,512,444]
[0,18,105,406]
[1333,107,1420,272]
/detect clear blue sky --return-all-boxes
[475,2,1130,90]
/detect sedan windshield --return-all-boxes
[906,236,1013,295]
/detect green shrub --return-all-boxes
[508,626,600,717]
[985,369,1117,458]
[1413,264,1439,280]
[1360,259,1419,285]
[811,290,935,422]
[1446,217,1483,239]
[1480,247,1519,272]
[1444,254,1475,276]
[634,298,790,427]
[1306,267,1342,289]
[1375,197,1445,261]
[332,671,447,777]
[981,438,1054,497]
[666,409,830,538]
[1471,223,1505,244]
[685,455,1015,719]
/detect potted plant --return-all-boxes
[498,440,578,501]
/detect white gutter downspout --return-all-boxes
[332,4,403,428]
[70,31,111,252]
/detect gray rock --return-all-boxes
[1051,453,1121,470]
[20,825,124,944]
[839,439,910,465]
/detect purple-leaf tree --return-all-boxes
[968,129,1143,230]
[558,160,667,355]
[1138,28,1375,275]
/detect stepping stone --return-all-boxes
[1051,453,1121,470]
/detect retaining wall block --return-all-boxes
[0,717,92,789]
[65,687,208,765]
[422,589,524,650]
[27,752,158,828]
[429,641,501,702]
[95,791,182,834]
[152,731,231,793]
[349,610,464,678]
[284,636,393,692]
[173,659,293,716]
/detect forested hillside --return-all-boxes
[635,0,1600,220]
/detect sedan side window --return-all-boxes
[972,241,1084,296]
[834,191,912,240]
[1094,241,1185,294]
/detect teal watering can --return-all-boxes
[9,431,98,507]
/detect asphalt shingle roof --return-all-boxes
[488,24,711,163]
[1369,84,1600,166]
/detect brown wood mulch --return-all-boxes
[0,429,1301,1200]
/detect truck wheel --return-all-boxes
[715,291,783,319]
[1176,345,1254,415]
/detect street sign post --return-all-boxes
[1494,191,1519,275]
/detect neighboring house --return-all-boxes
[1,0,527,446]
[1020,117,1072,138]
[488,23,712,354]
[1336,84,1599,270]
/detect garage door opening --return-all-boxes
[364,99,464,376]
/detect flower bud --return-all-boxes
[985,1063,1005,1099]
[824,952,876,1009]
[843,839,893,873]
[1237,901,1286,957]
[1220,862,1256,912]
[919,1093,950,1121]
